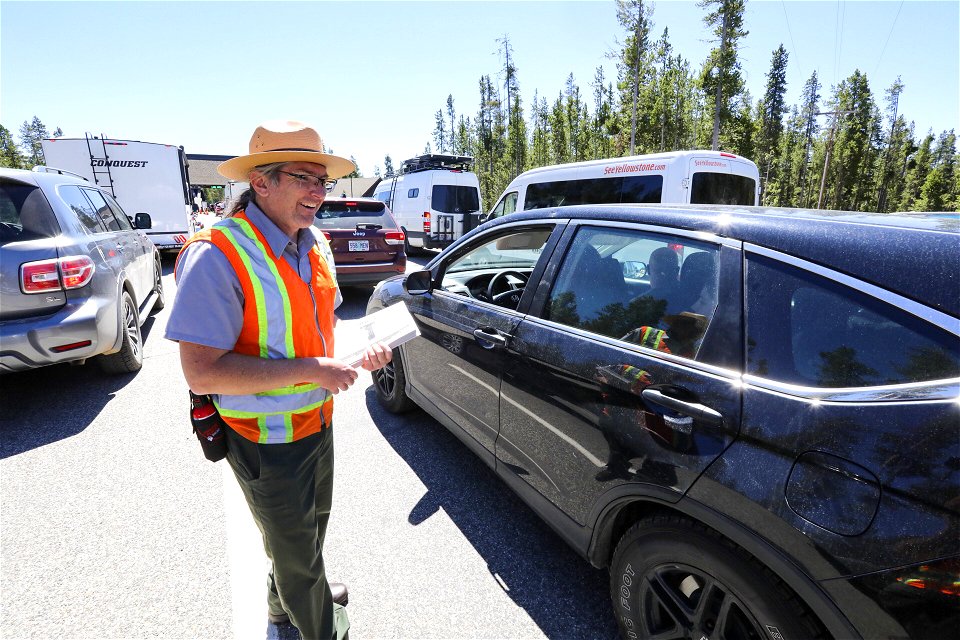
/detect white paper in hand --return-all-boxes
[335,302,420,367]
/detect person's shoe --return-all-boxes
[331,582,349,606]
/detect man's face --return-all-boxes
[252,161,329,237]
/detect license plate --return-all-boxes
[348,240,369,252]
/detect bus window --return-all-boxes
[691,173,756,205]
[526,175,664,210]
[489,191,518,220]
[618,175,663,203]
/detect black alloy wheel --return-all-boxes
[610,515,822,640]
[372,349,415,413]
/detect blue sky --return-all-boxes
[2,1,957,176]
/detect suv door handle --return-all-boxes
[473,327,507,349]
[641,389,723,426]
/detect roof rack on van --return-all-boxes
[399,154,474,175]
[31,166,90,181]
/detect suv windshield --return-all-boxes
[432,185,479,214]
[0,182,60,243]
[315,201,391,228]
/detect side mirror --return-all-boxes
[134,212,152,229]
[624,260,647,279]
[404,269,433,295]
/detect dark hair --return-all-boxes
[225,162,287,217]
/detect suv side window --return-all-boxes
[545,226,720,360]
[489,191,518,220]
[746,253,960,386]
[59,185,107,234]
[83,188,122,231]
[102,192,133,231]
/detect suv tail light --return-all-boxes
[384,231,405,246]
[320,231,332,241]
[423,212,431,233]
[20,256,95,293]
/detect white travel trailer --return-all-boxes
[371,154,482,253]
[40,135,194,250]
[486,150,760,221]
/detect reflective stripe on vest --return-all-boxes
[182,213,335,444]
[639,326,671,353]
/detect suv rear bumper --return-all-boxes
[334,263,406,287]
[0,297,116,373]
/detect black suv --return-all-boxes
[1,167,164,374]
[366,205,959,640]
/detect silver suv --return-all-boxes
[0,167,164,374]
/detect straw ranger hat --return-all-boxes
[218,120,356,181]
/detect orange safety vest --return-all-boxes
[637,326,672,354]
[178,210,337,444]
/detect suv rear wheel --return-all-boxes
[610,514,822,640]
[372,348,415,413]
[99,291,144,374]
[151,257,165,312]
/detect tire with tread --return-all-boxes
[151,258,165,312]
[99,290,144,374]
[609,514,823,640]
[372,348,416,413]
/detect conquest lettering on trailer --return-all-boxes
[91,160,150,168]
[603,162,667,175]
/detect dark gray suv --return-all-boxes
[368,205,959,640]
[1,167,164,374]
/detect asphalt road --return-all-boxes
[0,252,619,640]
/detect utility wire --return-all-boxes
[873,0,905,78]
[780,0,800,73]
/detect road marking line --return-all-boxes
[223,463,270,639]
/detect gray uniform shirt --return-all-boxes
[164,201,341,351]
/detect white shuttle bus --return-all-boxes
[486,150,759,221]
[41,136,194,250]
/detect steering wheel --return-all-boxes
[486,270,529,308]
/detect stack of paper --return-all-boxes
[335,302,421,367]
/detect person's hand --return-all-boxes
[310,357,359,393]
[359,342,392,372]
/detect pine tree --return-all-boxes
[433,109,447,153]
[615,0,652,155]
[0,125,25,168]
[529,92,551,168]
[698,0,748,150]
[446,95,456,152]
[757,45,788,203]
[18,116,50,166]
[874,78,906,211]
[796,72,821,207]
[826,70,879,210]
[383,155,395,176]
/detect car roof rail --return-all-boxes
[31,165,90,181]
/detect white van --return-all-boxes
[371,154,482,253]
[486,150,760,221]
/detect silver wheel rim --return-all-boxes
[124,298,142,361]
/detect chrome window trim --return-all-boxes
[742,374,960,404]
[568,218,742,249]
[523,315,741,381]
[745,242,960,336]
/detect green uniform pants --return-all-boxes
[226,425,349,640]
